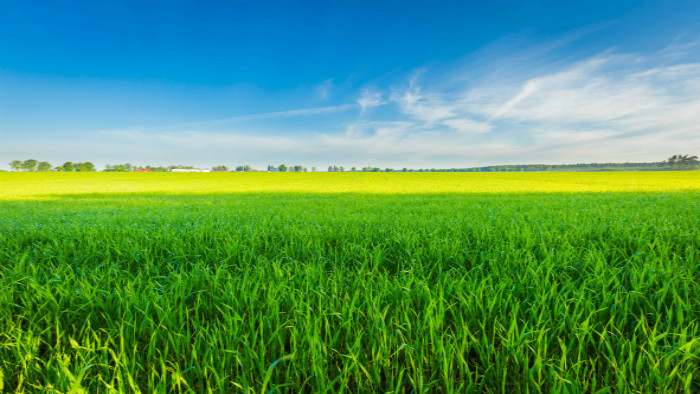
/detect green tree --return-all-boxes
[37,162,52,172]
[9,160,22,171]
[661,154,699,168]
[278,164,287,172]
[22,159,39,172]
[63,162,74,172]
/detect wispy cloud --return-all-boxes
[153,103,359,131]
[356,88,385,112]
[480,55,699,126]
[375,39,700,163]
[232,104,357,121]
[441,119,492,134]
[391,87,456,123]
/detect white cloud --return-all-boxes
[356,88,385,112]
[210,104,358,121]
[441,118,492,134]
[150,103,359,132]
[482,55,699,127]
[391,87,456,123]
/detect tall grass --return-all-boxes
[0,173,698,392]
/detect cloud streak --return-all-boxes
[356,89,385,112]
[152,103,359,132]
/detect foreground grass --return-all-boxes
[0,173,699,392]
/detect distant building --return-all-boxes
[135,169,151,172]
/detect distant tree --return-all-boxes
[681,154,698,166]
[351,167,356,172]
[73,162,96,172]
[212,165,229,171]
[278,164,287,172]
[145,165,168,172]
[9,160,22,171]
[662,154,698,168]
[62,162,74,172]
[22,159,39,172]
[37,161,52,172]
[311,166,316,172]
[663,154,679,166]
[125,163,133,172]
[104,164,129,172]
[168,165,195,170]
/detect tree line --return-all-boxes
[661,154,699,168]
[9,160,96,172]
[267,164,308,172]
[7,154,698,173]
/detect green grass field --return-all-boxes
[1,172,699,392]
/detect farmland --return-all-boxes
[1,172,699,392]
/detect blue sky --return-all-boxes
[1,0,699,169]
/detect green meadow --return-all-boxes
[1,172,699,392]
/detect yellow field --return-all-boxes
[2,171,700,200]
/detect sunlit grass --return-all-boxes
[0,172,698,392]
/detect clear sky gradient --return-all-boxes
[1,0,699,169]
